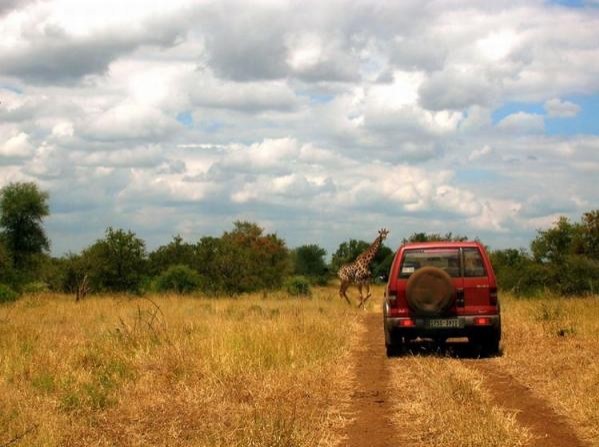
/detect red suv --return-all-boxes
[383,241,501,357]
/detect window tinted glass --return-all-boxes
[463,248,487,277]
[399,249,460,278]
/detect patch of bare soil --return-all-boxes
[468,360,589,447]
[339,313,399,447]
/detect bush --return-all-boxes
[22,281,50,294]
[155,265,202,294]
[0,283,18,304]
[550,255,599,296]
[285,276,312,297]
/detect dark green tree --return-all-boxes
[155,265,202,294]
[402,232,468,244]
[531,216,577,263]
[218,221,290,293]
[0,182,49,269]
[82,227,147,293]
[373,250,394,281]
[331,239,392,280]
[291,244,328,284]
[579,210,599,260]
[330,239,370,273]
[0,239,14,285]
[148,235,196,275]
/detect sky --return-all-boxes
[1,0,598,256]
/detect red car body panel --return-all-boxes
[383,241,501,356]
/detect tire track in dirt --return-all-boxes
[468,361,588,447]
[339,312,399,447]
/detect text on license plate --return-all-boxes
[427,319,462,328]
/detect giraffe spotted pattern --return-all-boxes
[338,228,389,308]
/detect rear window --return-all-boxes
[463,247,487,277]
[399,248,461,278]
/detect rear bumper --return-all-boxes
[384,305,500,343]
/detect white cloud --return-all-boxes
[468,145,493,161]
[0,0,597,254]
[544,98,581,118]
[0,131,34,157]
[82,101,180,141]
[496,112,545,133]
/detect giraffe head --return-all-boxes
[378,228,389,240]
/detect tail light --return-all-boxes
[474,317,492,326]
[399,319,416,327]
[489,287,498,306]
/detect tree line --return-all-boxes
[0,181,598,300]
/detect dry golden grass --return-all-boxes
[0,286,359,447]
[387,356,531,447]
[497,294,599,445]
[384,293,599,447]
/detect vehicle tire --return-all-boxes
[479,330,500,357]
[385,333,403,357]
[406,266,454,315]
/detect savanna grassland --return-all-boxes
[384,293,599,447]
[0,286,359,447]
[497,294,599,444]
[2,287,599,447]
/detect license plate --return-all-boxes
[426,319,462,329]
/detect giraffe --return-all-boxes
[338,228,389,308]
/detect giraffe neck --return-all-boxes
[356,236,382,266]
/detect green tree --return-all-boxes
[155,265,202,294]
[0,239,14,285]
[330,239,370,273]
[148,235,196,275]
[82,227,147,293]
[331,239,392,280]
[579,210,599,260]
[373,250,394,281]
[531,216,578,263]
[218,221,290,293]
[291,244,328,284]
[402,232,468,244]
[0,182,49,269]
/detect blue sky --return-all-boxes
[492,95,599,136]
[1,0,598,255]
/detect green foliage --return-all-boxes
[402,232,469,244]
[82,228,147,293]
[331,239,392,280]
[155,265,202,294]
[148,235,196,275]
[490,248,536,294]
[0,182,49,269]
[291,244,328,285]
[330,239,370,273]
[373,251,395,281]
[0,283,18,304]
[0,239,15,285]
[547,255,599,296]
[215,221,290,294]
[579,210,599,260]
[492,210,599,296]
[531,216,577,263]
[22,281,50,294]
[285,276,312,296]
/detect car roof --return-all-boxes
[399,241,483,250]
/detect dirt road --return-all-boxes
[340,312,588,447]
[339,313,399,447]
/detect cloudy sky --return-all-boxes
[1,0,598,255]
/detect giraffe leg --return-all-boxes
[357,284,364,308]
[339,280,352,305]
[360,283,372,308]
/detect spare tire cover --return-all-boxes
[406,266,454,315]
